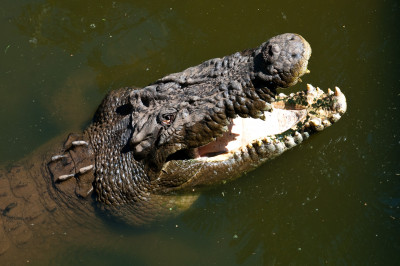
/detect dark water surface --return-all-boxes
[1,0,399,265]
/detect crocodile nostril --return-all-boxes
[116,103,134,116]
[268,46,274,57]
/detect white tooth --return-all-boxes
[302,132,310,139]
[263,102,272,111]
[275,142,285,153]
[307,84,316,93]
[263,137,271,144]
[330,113,341,123]
[315,124,325,131]
[310,118,324,131]
[265,143,275,152]
[293,131,303,143]
[310,118,321,125]
[327,88,334,95]
[322,119,332,127]
[241,149,250,160]
[334,86,342,96]
[290,93,295,97]
[332,86,347,114]
[256,145,267,155]
[278,93,287,98]
[284,136,296,148]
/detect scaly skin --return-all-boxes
[0,33,347,255]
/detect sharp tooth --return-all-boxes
[332,86,347,114]
[307,84,315,93]
[241,149,250,160]
[322,119,332,127]
[330,113,341,123]
[284,136,296,148]
[266,144,275,152]
[275,142,285,153]
[263,137,271,144]
[310,118,324,131]
[256,145,267,155]
[334,87,342,96]
[310,118,321,125]
[298,78,302,83]
[302,132,310,139]
[262,102,272,111]
[293,131,303,143]
[327,88,334,95]
[278,93,287,98]
[305,69,311,74]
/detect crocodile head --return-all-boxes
[56,33,346,225]
[128,33,312,177]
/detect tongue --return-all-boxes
[197,109,306,157]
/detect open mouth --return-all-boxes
[196,105,307,158]
[166,84,346,164]
[155,83,346,192]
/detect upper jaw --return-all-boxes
[184,84,347,161]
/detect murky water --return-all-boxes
[0,0,399,264]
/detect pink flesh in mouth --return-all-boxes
[197,108,307,158]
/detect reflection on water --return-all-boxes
[0,0,399,264]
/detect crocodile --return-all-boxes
[0,33,346,256]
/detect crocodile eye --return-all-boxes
[160,113,175,126]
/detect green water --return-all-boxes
[1,0,399,265]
